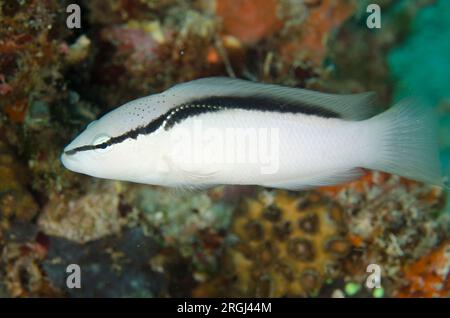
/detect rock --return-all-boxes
[43,228,167,297]
[38,182,123,244]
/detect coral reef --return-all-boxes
[278,0,355,68]
[326,0,435,103]
[216,0,283,45]
[395,240,450,298]
[195,173,448,298]
[319,172,448,297]
[195,190,350,297]
[128,186,233,276]
[38,181,124,244]
[0,0,68,122]
[84,2,224,107]
[1,227,60,297]
[0,0,448,298]
[0,122,39,233]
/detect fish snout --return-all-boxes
[60,151,80,171]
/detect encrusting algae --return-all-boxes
[396,240,450,298]
[0,128,39,230]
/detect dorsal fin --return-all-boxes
[165,77,381,121]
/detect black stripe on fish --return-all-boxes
[162,95,340,129]
[64,115,167,155]
[64,105,223,155]
[65,95,339,155]
[162,103,223,130]
[193,96,340,118]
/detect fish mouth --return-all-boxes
[63,141,77,155]
[63,143,101,155]
[64,148,77,155]
[60,151,78,171]
[60,152,70,168]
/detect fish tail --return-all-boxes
[365,99,444,186]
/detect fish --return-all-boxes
[61,77,445,190]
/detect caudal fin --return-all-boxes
[366,99,444,187]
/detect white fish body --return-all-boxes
[61,77,443,190]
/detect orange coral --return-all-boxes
[280,0,355,67]
[207,47,220,64]
[3,99,28,123]
[347,233,364,248]
[318,171,390,196]
[318,170,438,199]
[396,241,450,298]
[216,0,283,45]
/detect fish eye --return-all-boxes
[92,134,111,154]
